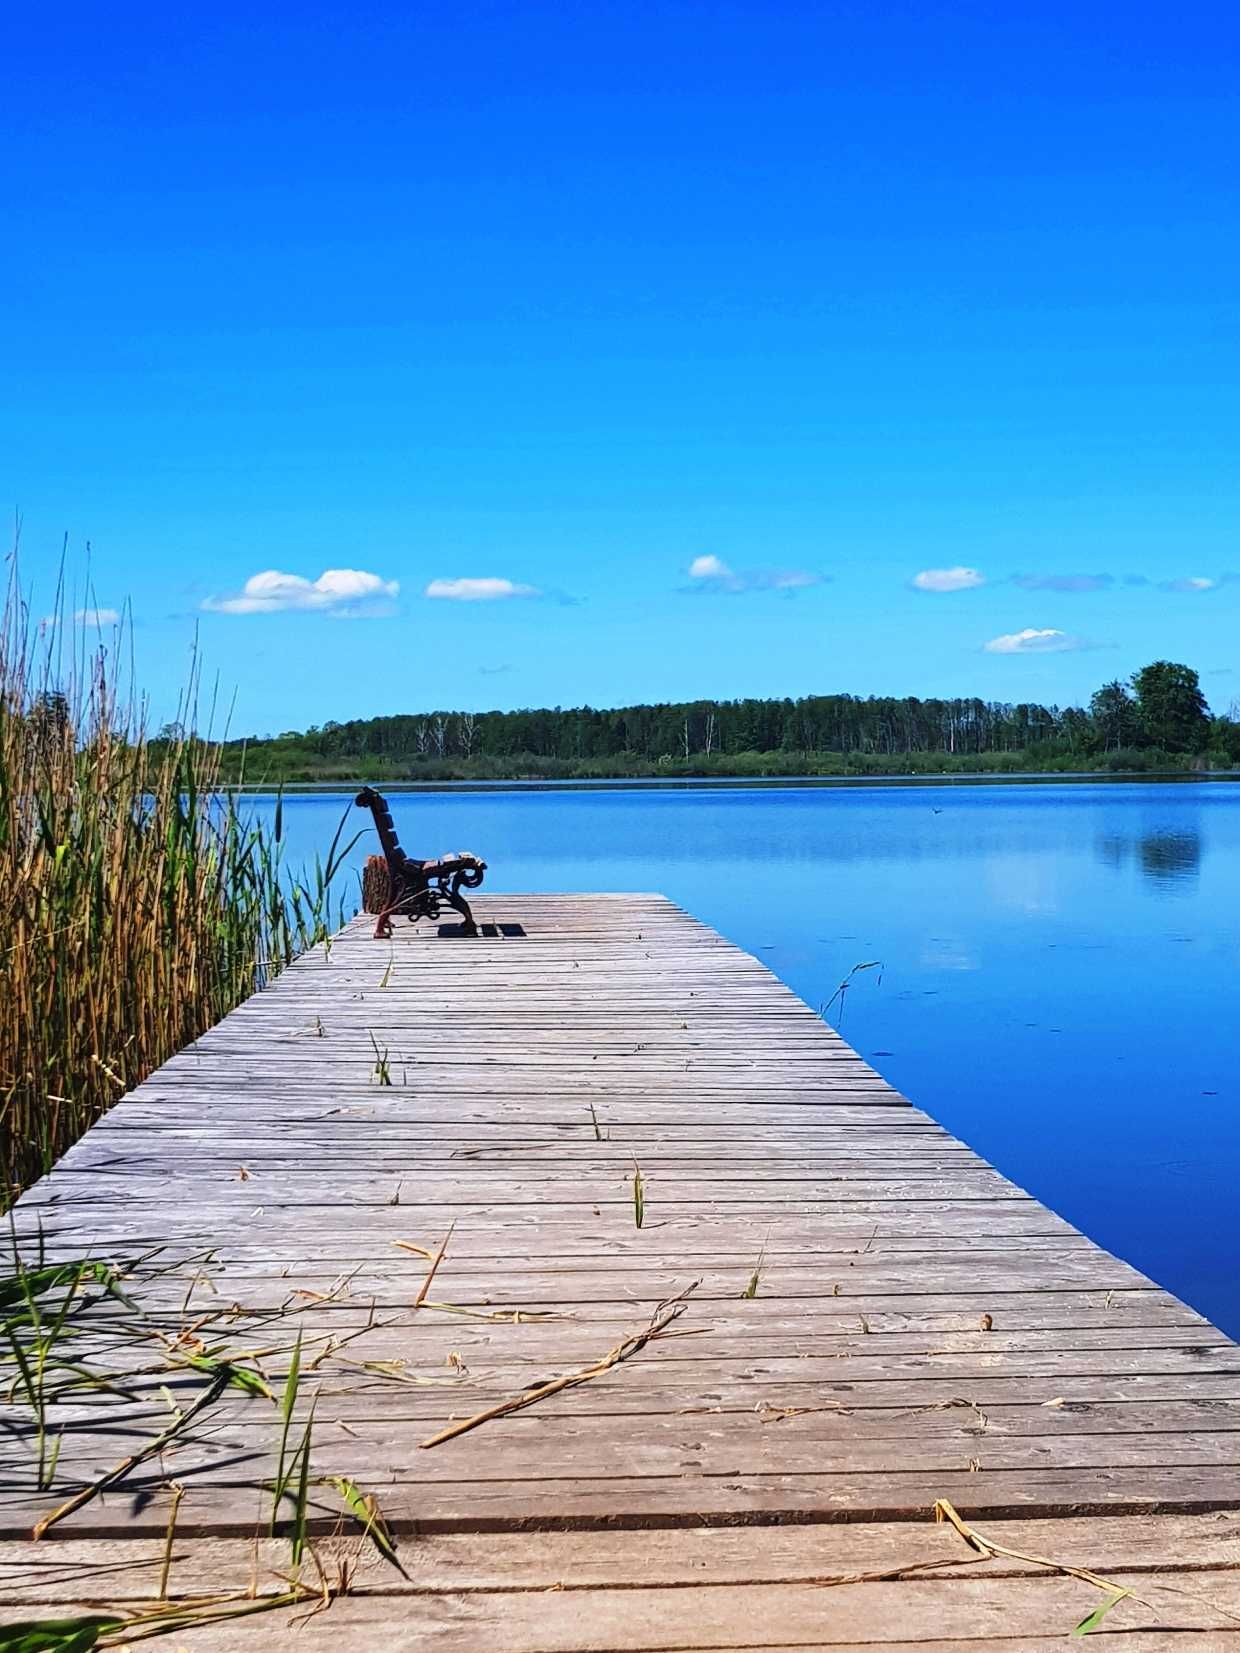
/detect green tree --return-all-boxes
[1208,706,1240,765]
[1060,706,1092,752]
[1089,680,1140,750]
[1130,661,1209,752]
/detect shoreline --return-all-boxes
[220,768,1240,795]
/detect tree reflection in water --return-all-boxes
[1096,830,1202,884]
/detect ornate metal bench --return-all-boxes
[355,786,486,939]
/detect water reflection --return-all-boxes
[1096,830,1202,884]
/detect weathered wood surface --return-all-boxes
[4,893,1238,1647]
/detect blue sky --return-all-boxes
[6,1,1239,733]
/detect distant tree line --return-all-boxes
[199,660,1240,782]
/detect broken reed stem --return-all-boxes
[933,1498,1156,1613]
[99,1588,319,1647]
[414,1223,455,1309]
[742,1229,770,1299]
[33,1368,233,1540]
[158,1482,185,1600]
[812,1555,988,1589]
[419,1281,700,1449]
[413,1301,565,1324]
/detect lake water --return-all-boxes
[255,781,1240,1336]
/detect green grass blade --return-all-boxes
[326,1475,408,1576]
[1072,1591,1130,1636]
[182,1354,274,1401]
[0,1263,85,1313]
[3,1317,40,1410]
[289,1397,316,1566]
[0,1615,125,1651]
[270,1331,302,1531]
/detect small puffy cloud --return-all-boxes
[424,577,540,601]
[685,555,824,594]
[912,566,986,593]
[203,568,399,616]
[41,606,122,629]
[1012,573,1113,593]
[984,627,1088,655]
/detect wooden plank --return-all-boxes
[4,1574,1240,1649]
[6,1512,1240,1594]
[4,1515,1240,1646]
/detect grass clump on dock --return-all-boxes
[0,574,353,1203]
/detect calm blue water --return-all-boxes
[255,782,1240,1335]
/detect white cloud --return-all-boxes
[1160,576,1217,593]
[686,555,824,594]
[424,577,540,601]
[984,627,1086,655]
[40,606,122,629]
[202,568,399,616]
[912,566,986,592]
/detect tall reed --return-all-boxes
[0,573,353,1201]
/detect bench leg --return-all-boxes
[372,881,429,940]
[442,883,479,937]
[366,881,477,938]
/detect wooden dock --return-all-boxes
[4,893,1240,1648]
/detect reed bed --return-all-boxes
[0,576,353,1202]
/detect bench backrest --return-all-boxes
[355,787,419,877]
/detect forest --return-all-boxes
[200,661,1240,783]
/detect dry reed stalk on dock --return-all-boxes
[32,1367,234,1540]
[419,1281,700,1448]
